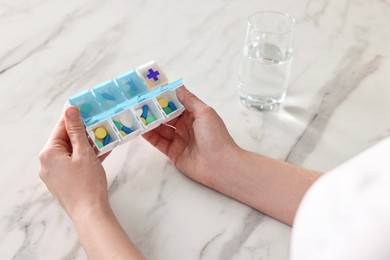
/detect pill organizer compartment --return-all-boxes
[111,109,142,142]
[92,80,127,110]
[86,119,120,155]
[68,61,185,156]
[133,99,164,131]
[136,61,169,90]
[115,70,148,100]
[68,90,103,124]
[156,90,185,119]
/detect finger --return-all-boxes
[155,123,177,140]
[48,116,68,142]
[147,114,191,142]
[98,151,111,162]
[167,135,189,163]
[64,106,92,154]
[172,110,193,142]
[143,129,188,163]
[44,113,71,151]
[164,116,180,128]
[142,130,171,156]
[176,86,208,116]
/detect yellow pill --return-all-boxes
[158,97,168,108]
[141,117,147,125]
[94,127,107,139]
[120,130,127,137]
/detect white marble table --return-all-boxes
[0,0,389,259]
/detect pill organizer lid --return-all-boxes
[77,78,184,126]
[115,69,149,99]
[136,78,184,103]
[93,80,127,109]
[68,89,104,125]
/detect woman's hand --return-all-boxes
[38,106,110,220]
[39,107,145,259]
[144,87,321,226]
[143,87,240,187]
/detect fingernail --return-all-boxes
[177,87,185,99]
[66,107,79,120]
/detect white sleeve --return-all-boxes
[290,137,390,260]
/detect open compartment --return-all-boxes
[156,90,185,119]
[111,109,142,142]
[86,119,120,155]
[133,99,164,131]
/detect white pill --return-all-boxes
[89,131,95,140]
[136,108,143,117]
[119,114,133,128]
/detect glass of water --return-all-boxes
[237,11,295,111]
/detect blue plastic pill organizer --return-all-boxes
[68,61,185,156]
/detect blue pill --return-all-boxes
[103,134,111,146]
[141,105,149,118]
[80,103,92,114]
[80,111,90,118]
[168,101,177,111]
[101,93,116,101]
[121,126,133,134]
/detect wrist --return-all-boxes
[70,197,113,225]
[206,144,247,191]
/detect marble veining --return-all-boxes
[286,47,384,165]
[1,0,390,259]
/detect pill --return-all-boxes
[119,114,132,128]
[141,105,149,118]
[146,115,156,124]
[120,130,127,137]
[80,111,90,118]
[80,103,92,114]
[163,107,173,115]
[95,139,103,149]
[121,126,133,134]
[102,101,109,108]
[113,120,122,130]
[89,131,96,140]
[158,97,168,108]
[141,117,147,125]
[168,101,177,111]
[101,93,116,101]
[136,108,143,117]
[103,134,111,146]
[94,127,107,139]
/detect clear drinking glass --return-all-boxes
[237,11,295,111]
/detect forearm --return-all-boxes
[209,147,322,226]
[72,203,145,260]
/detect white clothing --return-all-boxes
[291,137,390,260]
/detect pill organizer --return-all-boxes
[67,61,185,156]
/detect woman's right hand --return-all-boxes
[143,87,241,187]
[144,86,322,226]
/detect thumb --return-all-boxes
[176,86,208,116]
[64,106,91,153]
